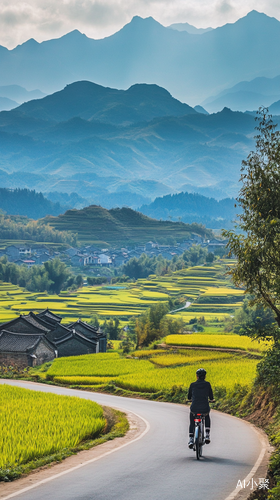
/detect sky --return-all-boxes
[0,0,280,49]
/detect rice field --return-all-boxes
[116,358,258,393]
[46,349,258,395]
[149,351,233,367]
[165,334,270,352]
[0,384,105,468]
[0,260,244,327]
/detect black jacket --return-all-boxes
[188,379,214,413]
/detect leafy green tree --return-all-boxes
[90,314,100,329]
[76,274,84,288]
[104,318,121,340]
[233,297,276,339]
[120,336,135,354]
[206,252,215,263]
[224,109,280,342]
[44,258,70,294]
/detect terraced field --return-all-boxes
[0,261,244,327]
[165,334,270,353]
[46,349,258,394]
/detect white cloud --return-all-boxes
[0,0,280,48]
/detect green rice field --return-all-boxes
[47,349,258,394]
[165,334,270,353]
[0,260,244,327]
[0,384,105,468]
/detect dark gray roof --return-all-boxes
[68,320,98,333]
[23,315,50,333]
[37,309,62,322]
[0,316,49,334]
[55,330,98,346]
[0,331,43,352]
[0,331,56,353]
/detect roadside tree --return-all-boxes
[224,109,280,343]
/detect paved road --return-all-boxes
[1,380,262,500]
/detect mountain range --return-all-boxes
[202,75,280,112]
[1,11,280,105]
[0,80,260,203]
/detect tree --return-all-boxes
[224,109,280,342]
[43,258,70,294]
[233,297,276,340]
[75,274,84,288]
[104,318,121,340]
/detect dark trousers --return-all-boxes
[189,412,210,435]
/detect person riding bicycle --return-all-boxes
[187,368,214,449]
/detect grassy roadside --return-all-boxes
[0,405,128,483]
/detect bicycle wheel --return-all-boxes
[195,427,201,460]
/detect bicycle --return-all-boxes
[192,412,207,460]
[187,399,215,460]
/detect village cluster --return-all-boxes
[2,236,225,269]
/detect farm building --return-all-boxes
[0,309,107,367]
[0,331,56,368]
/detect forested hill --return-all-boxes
[139,192,237,228]
[0,188,66,219]
[43,205,213,246]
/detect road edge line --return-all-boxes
[223,419,272,500]
[0,409,150,500]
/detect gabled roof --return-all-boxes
[37,309,62,323]
[67,319,98,333]
[0,331,55,353]
[0,316,50,334]
[23,314,51,333]
[49,323,72,338]
[26,311,55,329]
[54,329,98,347]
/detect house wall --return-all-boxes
[0,352,30,369]
[57,338,97,357]
[99,338,107,353]
[34,342,55,366]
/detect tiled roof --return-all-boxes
[23,315,50,333]
[55,330,97,346]
[37,309,62,322]
[0,331,42,352]
[68,320,98,333]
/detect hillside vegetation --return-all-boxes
[139,192,237,228]
[43,205,213,246]
[0,188,66,219]
[0,214,77,246]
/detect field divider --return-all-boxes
[157,344,263,359]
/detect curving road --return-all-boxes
[0,380,264,500]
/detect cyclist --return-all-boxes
[188,368,214,449]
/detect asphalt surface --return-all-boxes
[1,379,262,500]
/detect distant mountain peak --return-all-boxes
[61,29,86,39]
[121,15,165,33]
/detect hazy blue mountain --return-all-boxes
[269,100,280,114]
[4,81,196,127]
[194,105,209,115]
[0,96,18,111]
[168,22,213,34]
[0,85,45,104]
[202,75,280,112]
[0,80,256,200]
[139,191,237,229]
[1,11,280,104]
